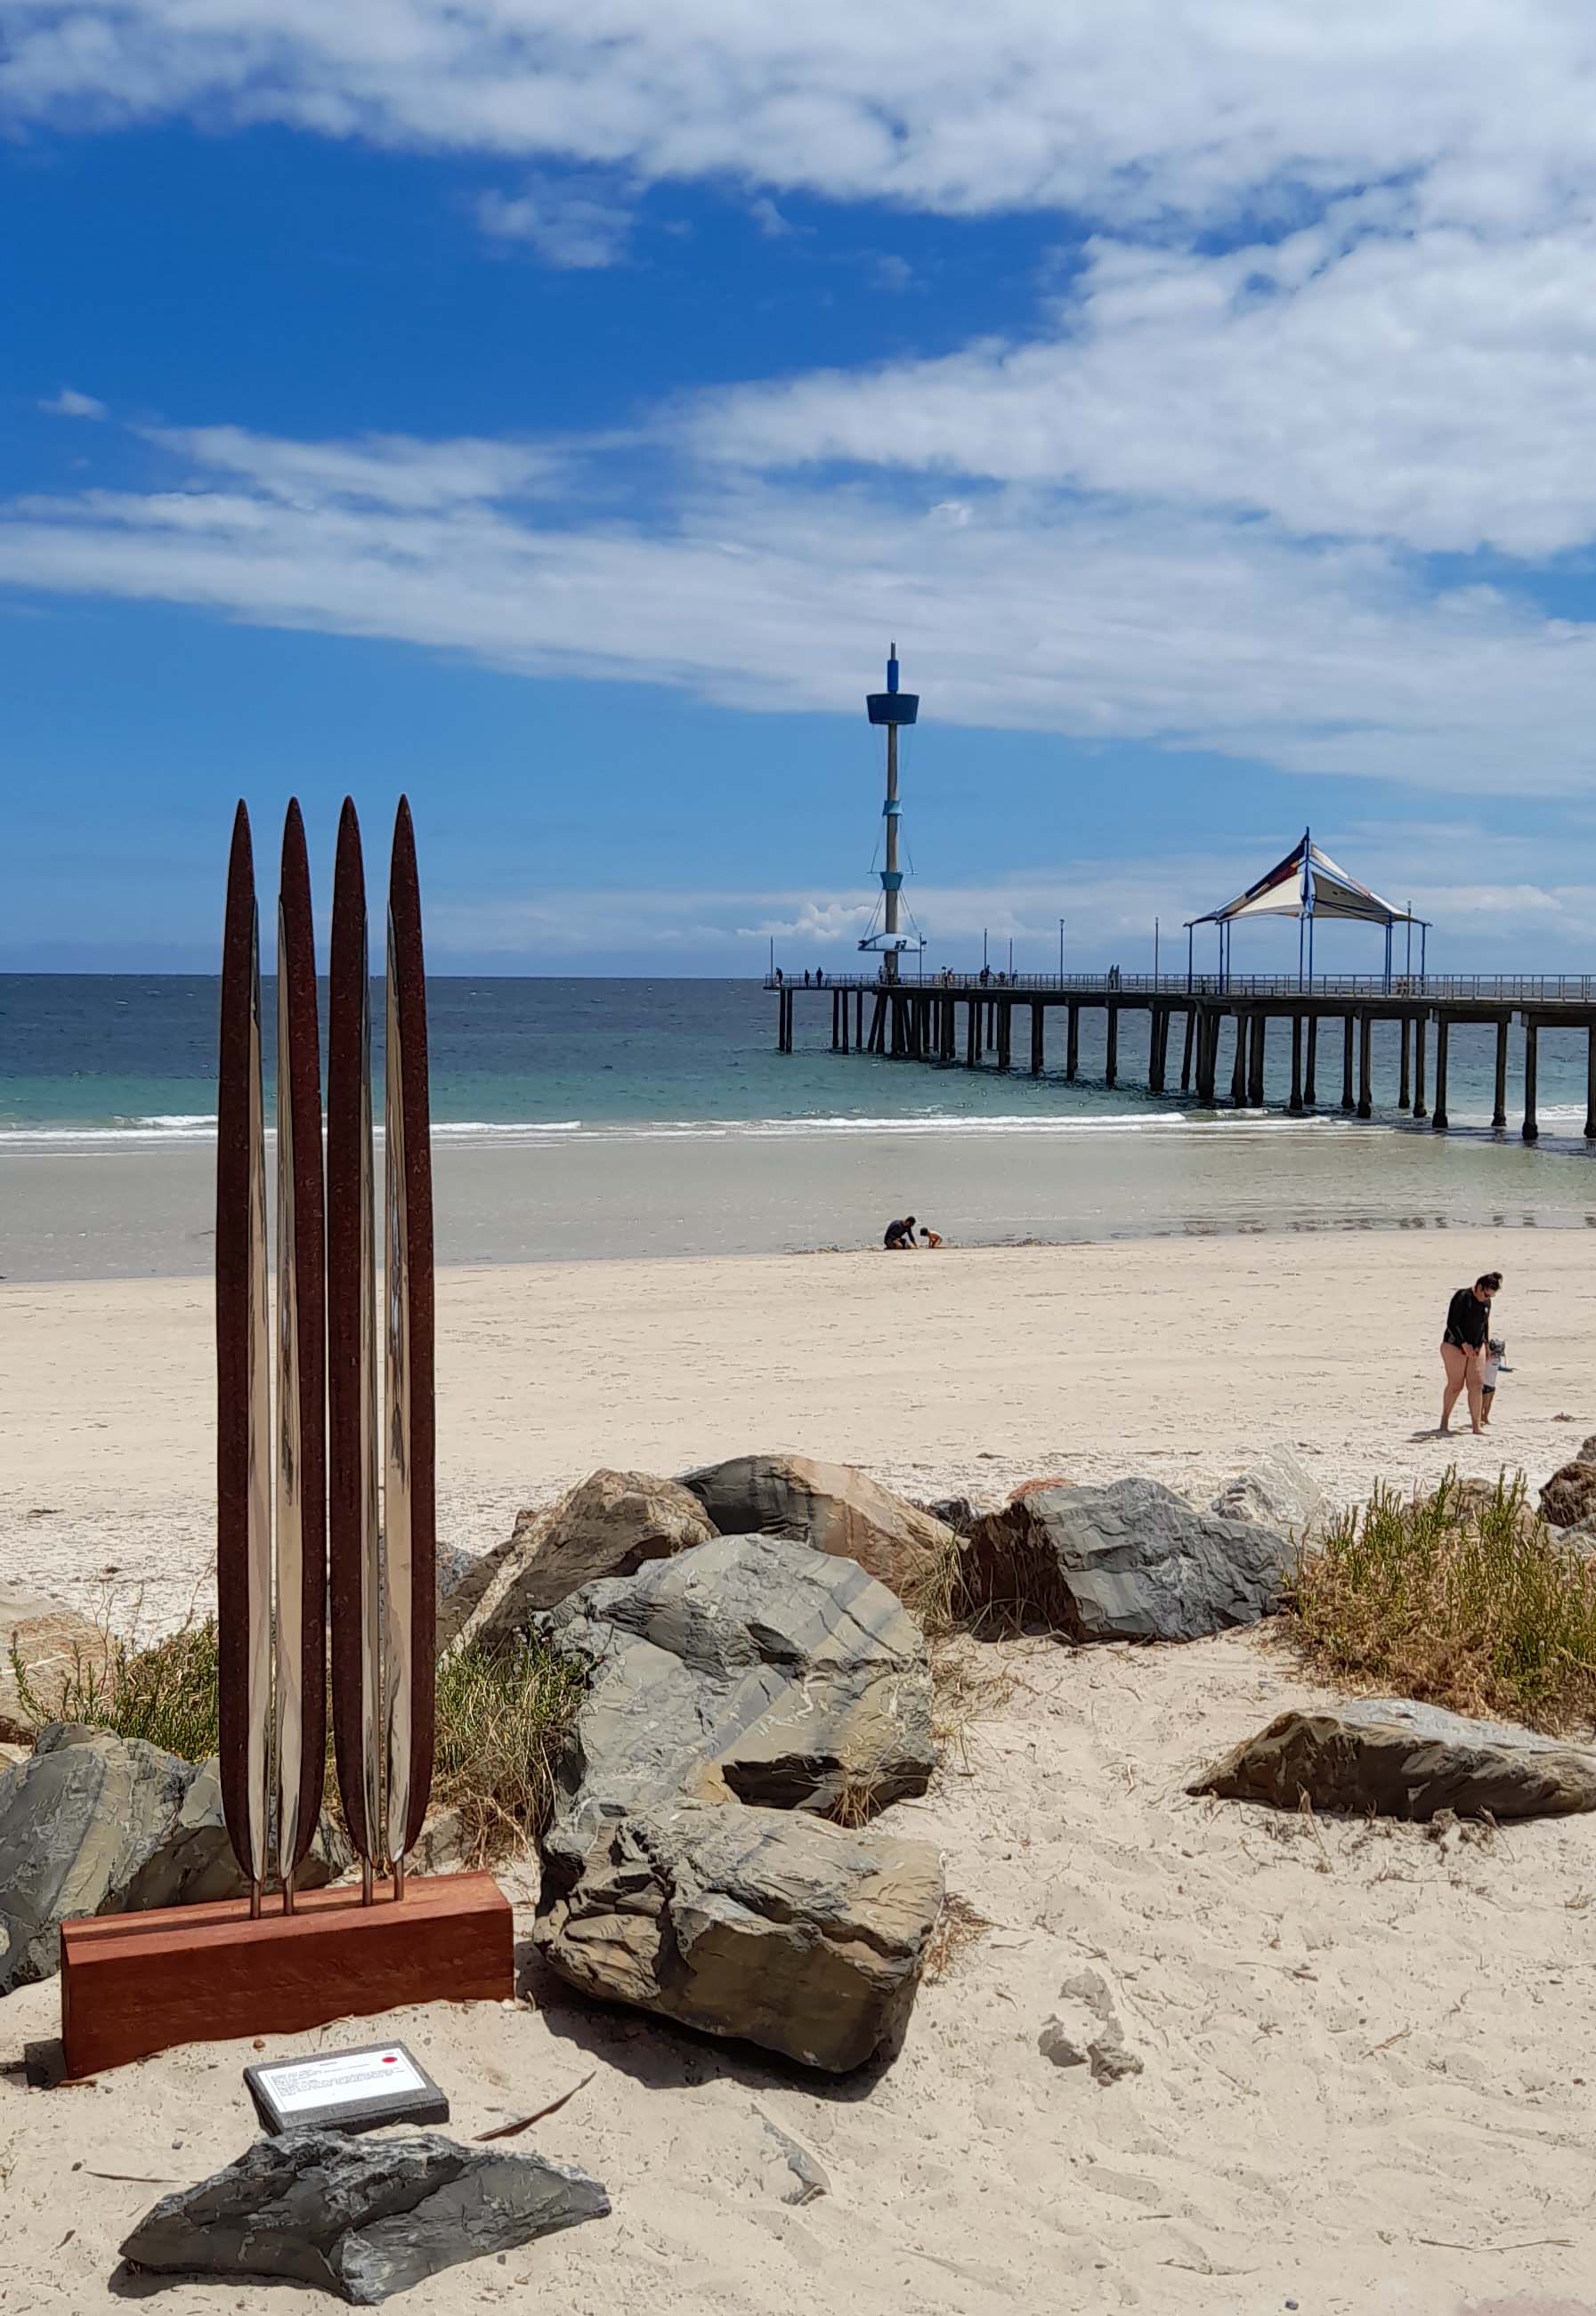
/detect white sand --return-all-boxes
[3,1627,1594,2312]
[0,1233,1588,1633]
[4,1233,1596,2311]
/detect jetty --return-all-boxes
[767,646,1596,1141]
[767,968,1596,1142]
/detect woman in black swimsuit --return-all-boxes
[1439,1270,1501,1435]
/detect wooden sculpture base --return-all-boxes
[59,1870,514,2078]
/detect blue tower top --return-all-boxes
[867,639,919,726]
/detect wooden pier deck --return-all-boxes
[766,972,1596,1142]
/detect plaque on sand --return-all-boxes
[245,2038,448,2135]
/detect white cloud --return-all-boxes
[476,174,632,266]
[749,196,797,239]
[4,422,1596,798]
[142,425,563,507]
[4,2,1595,237]
[39,386,106,419]
[697,214,1596,558]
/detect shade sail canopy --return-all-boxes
[1187,832,1422,928]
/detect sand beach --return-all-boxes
[1,1230,1589,1635]
[4,1194,1596,2315]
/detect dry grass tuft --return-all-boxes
[923,1892,992,1982]
[12,1618,584,1865]
[430,1634,585,1863]
[902,1526,976,1640]
[1291,1470,1596,1734]
[824,1769,884,1830]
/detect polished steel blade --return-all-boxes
[216,801,271,1891]
[383,797,436,1870]
[274,799,328,1887]
[328,798,383,1871]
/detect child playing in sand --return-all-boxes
[1480,1337,1509,1427]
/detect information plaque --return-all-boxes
[244,2039,449,2135]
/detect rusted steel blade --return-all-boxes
[274,799,328,1886]
[383,795,436,1869]
[216,801,271,1891]
[328,798,383,1871]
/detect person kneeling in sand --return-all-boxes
[884,1214,918,1250]
[1439,1270,1501,1436]
[919,1224,944,1248]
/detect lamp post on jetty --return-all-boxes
[863,642,919,984]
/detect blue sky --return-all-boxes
[6,3,1596,972]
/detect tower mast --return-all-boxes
[864,641,920,984]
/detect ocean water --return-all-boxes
[3,975,1595,1278]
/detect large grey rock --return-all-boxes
[1191,1697,1596,1822]
[121,2128,608,2304]
[536,1797,944,2073]
[1539,1461,1596,1529]
[0,1724,345,1994]
[679,1453,954,1597]
[1211,1448,1324,1540]
[539,1532,934,1832]
[963,1477,1293,1642]
[0,1583,111,1743]
[458,1470,717,1650]
[434,1535,519,1653]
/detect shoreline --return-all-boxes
[4,1233,1590,1640]
[3,1131,1595,1285]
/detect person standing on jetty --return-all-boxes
[1439,1271,1503,1435]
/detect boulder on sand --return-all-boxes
[0,1582,111,1743]
[1191,1697,1596,1822]
[1539,1461,1596,1530]
[538,1531,934,1828]
[1211,1448,1324,1540]
[962,1477,1294,1643]
[536,1797,944,2074]
[0,1723,345,1995]
[456,1470,716,1649]
[121,2128,609,2304]
[679,1453,954,1597]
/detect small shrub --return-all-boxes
[11,1617,221,1761]
[1292,1470,1596,1733]
[12,1617,583,1866]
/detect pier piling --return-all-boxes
[1357,1012,1373,1120]
[1493,1021,1509,1133]
[1398,1016,1411,1110]
[1414,1015,1427,1119]
[1304,1016,1318,1106]
[1341,1016,1355,1113]
[1180,1008,1195,1091]
[1432,1019,1450,1130]
[1523,1021,1539,1143]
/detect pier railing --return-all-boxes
[765,971,1596,1001]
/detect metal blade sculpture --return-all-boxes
[327,796,436,1901]
[274,801,328,1905]
[328,798,384,1896]
[217,804,272,1913]
[218,792,433,1911]
[382,798,436,1893]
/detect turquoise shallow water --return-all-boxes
[4,973,1595,1138]
[3,975,1594,1277]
